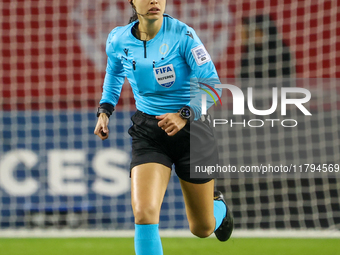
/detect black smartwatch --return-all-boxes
[178,106,194,122]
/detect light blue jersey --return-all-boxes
[100,14,221,120]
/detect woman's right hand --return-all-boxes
[94,113,109,140]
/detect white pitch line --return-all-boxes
[0,230,339,238]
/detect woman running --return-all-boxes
[94,1,233,254]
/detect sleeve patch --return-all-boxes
[191,45,211,66]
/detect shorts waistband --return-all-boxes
[135,110,212,125]
[136,110,159,120]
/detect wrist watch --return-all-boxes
[178,106,194,122]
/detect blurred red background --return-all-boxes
[1,0,339,110]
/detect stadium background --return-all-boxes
[0,0,339,236]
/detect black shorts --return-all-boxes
[128,110,219,184]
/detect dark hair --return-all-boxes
[240,14,294,78]
[129,0,138,23]
[242,15,284,49]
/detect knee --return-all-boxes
[189,222,215,238]
[133,204,160,225]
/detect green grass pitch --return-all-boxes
[0,238,339,255]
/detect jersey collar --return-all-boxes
[128,14,166,45]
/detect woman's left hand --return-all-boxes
[156,113,187,136]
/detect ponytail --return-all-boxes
[128,0,138,23]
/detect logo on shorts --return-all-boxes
[153,64,176,88]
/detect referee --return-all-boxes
[94,1,233,254]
